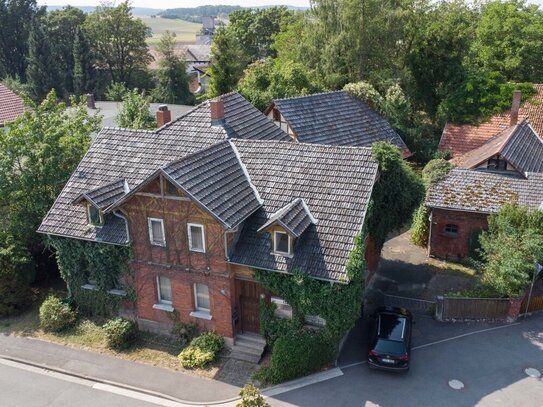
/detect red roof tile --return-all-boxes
[439,84,543,157]
[0,84,26,125]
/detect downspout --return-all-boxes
[427,209,433,258]
[224,228,238,261]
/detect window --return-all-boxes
[157,276,172,304]
[148,218,166,246]
[487,156,507,171]
[188,223,205,252]
[445,224,459,235]
[271,296,292,319]
[273,230,291,255]
[194,283,210,312]
[273,108,281,122]
[165,179,179,196]
[87,205,103,226]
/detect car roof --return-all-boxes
[377,312,407,340]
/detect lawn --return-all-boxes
[139,16,202,45]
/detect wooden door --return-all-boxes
[236,279,267,333]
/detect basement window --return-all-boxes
[445,224,459,236]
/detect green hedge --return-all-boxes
[39,295,77,332]
[256,329,334,384]
[103,318,138,350]
[178,332,224,369]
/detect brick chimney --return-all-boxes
[210,98,224,125]
[156,105,171,128]
[510,90,521,126]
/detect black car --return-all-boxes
[368,306,412,371]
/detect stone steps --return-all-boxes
[230,333,266,364]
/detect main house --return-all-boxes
[264,90,412,157]
[427,89,543,260]
[39,92,380,345]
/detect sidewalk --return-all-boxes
[0,333,241,404]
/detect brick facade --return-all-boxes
[429,208,489,260]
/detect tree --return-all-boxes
[152,32,193,105]
[479,204,543,298]
[84,1,152,84]
[26,20,58,101]
[207,27,246,97]
[73,27,94,96]
[115,89,155,129]
[0,0,44,80]
[43,5,87,95]
[238,58,324,111]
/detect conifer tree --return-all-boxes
[26,21,57,101]
[73,27,94,96]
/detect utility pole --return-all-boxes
[524,263,542,319]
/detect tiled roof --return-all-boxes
[0,84,26,125]
[229,140,378,282]
[440,84,543,157]
[271,91,410,153]
[455,121,543,175]
[73,179,128,211]
[223,93,291,141]
[161,141,262,228]
[426,168,543,214]
[257,198,316,238]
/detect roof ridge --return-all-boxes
[273,90,345,103]
[231,137,374,151]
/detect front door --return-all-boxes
[236,279,267,333]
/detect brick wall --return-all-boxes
[429,208,489,260]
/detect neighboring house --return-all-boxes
[264,90,412,156]
[426,119,543,260]
[39,92,378,343]
[439,85,543,157]
[0,84,26,127]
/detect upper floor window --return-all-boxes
[273,230,291,255]
[445,224,459,235]
[487,156,507,171]
[165,179,179,196]
[188,223,205,253]
[273,108,281,122]
[148,218,166,246]
[87,205,103,226]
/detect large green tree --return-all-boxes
[26,20,58,101]
[152,32,193,105]
[207,27,246,97]
[115,89,155,129]
[84,1,152,84]
[72,27,95,96]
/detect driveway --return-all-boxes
[271,314,543,407]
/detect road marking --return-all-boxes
[92,383,194,407]
[412,323,521,351]
[339,360,367,369]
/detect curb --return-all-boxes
[0,355,241,406]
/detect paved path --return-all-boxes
[0,334,240,404]
[270,314,543,407]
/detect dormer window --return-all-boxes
[87,205,103,226]
[273,230,292,255]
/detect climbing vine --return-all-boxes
[48,237,133,317]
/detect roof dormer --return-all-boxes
[258,198,317,257]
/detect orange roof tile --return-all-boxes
[439,84,543,157]
[0,84,26,125]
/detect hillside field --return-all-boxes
[139,16,202,44]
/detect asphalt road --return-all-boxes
[0,363,158,407]
[269,314,543,407]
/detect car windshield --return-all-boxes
[378,313,406,340]
[374,339,406,355]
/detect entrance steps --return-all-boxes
[230,333,266,364]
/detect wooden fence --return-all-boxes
[520,295,543,313]
[384,294,436,316]
[436,296,512,321]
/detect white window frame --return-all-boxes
[273,230,291,255]
[193,283,210,313]
[156,275,172,305]
[87,204,103,227]
[187,223,206,253]
[148,217,166,247]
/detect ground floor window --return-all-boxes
[157,276,172,304]
[445,223,459,235]
[194,283,210,313]
[271,296,293,319]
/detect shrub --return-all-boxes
[171,322,199,347]
[191,331,224,354]
[256,329,334,384]
[178,346,215,369]
[39,296,77,332]
[236,384,270,407]
[178,331,224,369]
[410,204,430,247]
[103,318,138,350]
[259,300,296,347]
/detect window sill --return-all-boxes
[151,242,167,247]
[153,303,174,312]
[190,310,212,320]
[81,284,98,291]
[189,249,206,254]
[107,289,127,297]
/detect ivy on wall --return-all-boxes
[48,237,133,317]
